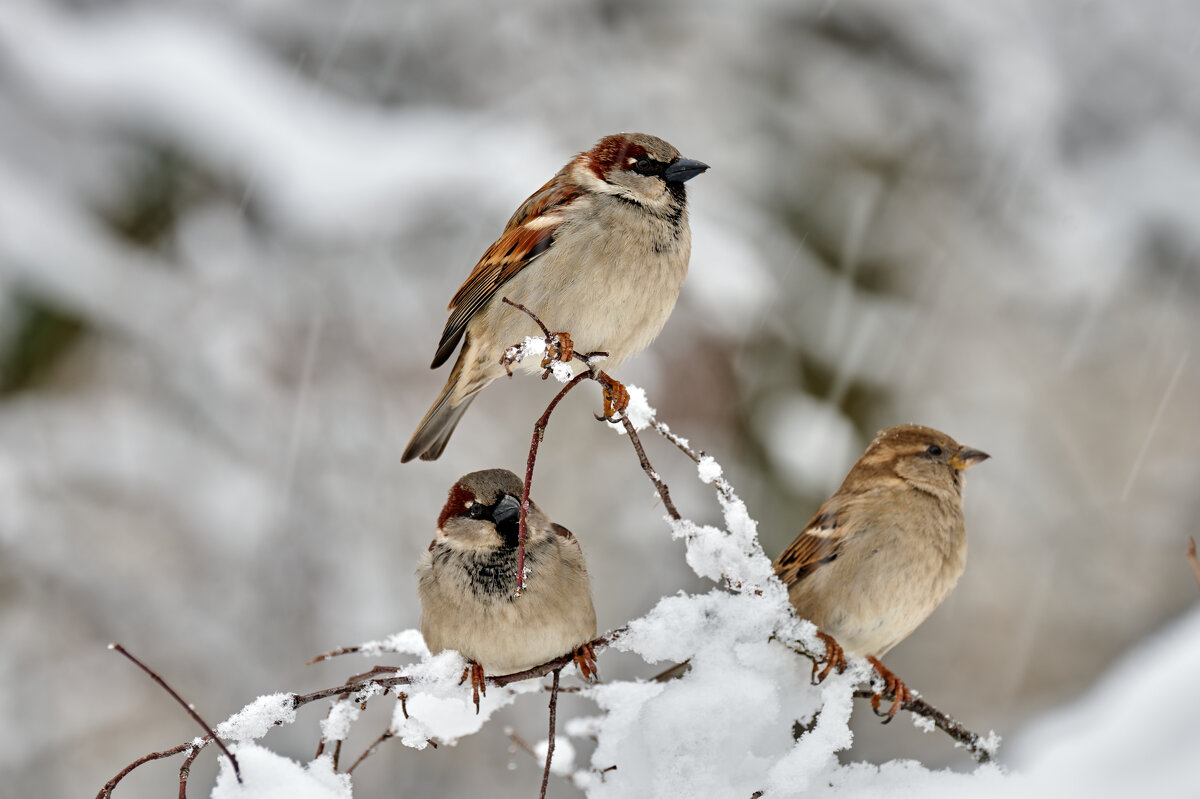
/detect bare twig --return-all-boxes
[516,370,592,594]
[108,644,240,784]
[502,297,552,337]
[651,420,739,507]
[620,415,681,520]
[1188,537,1200,590]
[178,744,203,799]
[306,645,366,664]
[97,742,197,799]
[346,730,394,775]
[491,627,627,687]
[852,689,994,763]
[540,669,562,799]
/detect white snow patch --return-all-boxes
[211,746,350,799]
[355,629,429,659]
[549,360,574,383]
[607,384,654,433]
[696,455,723,484]
[215,694,296,743]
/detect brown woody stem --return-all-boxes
[540,669,561,799]
[108,644,241,784]
[516,370,591,594]
[620,415,681,521]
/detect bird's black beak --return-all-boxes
[491,494,521,527]
[664,157,709,184]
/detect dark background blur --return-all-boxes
[2,1,1198,796]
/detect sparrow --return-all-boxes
[772,424,989,719]
[417,469,598,705]
[401,133,708,462]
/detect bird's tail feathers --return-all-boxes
[401,376,478,463]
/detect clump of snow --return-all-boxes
[320,690,380,744]
[911,714,937,734]
[607,384,654,433]
[548,359,574,383]
[500,334,575,382]
[212,746,350,799]
[215,694,297,743]
[696,455,722,484]
[502,335,547,367]
[387,649,542,749]
[355,629,429,659]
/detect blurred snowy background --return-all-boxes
[1,0,1198,796]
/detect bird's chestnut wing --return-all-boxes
[430,177,583,368]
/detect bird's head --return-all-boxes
[576,132,708,213]
[435,468,528,551]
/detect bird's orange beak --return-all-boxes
[950,448,990,470]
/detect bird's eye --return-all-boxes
[635,158,651,173]
[927,445,943,457]
[466,502,489,519]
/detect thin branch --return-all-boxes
[178,744,203,799]
[620,415,681,520]
[108,644,240,784]
[346,730,394,775]
[502,297,551,338]
[507,728,541,760]
[490,627,626,687]
[852,689,994,763]
[1188,537,1200,590]
[306,645,365,664]
[516,370,591,594]
[540,669,562,799]
[96,742,197,799]
[292,675,412,707]
[651,420,739,507]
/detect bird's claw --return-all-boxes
[811,630,847,685]
[573,642,598,682]
[866,656,910,723]
[594,372,630,421]
[539,331,574,376]
[459,661,487,714]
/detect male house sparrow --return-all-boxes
[418,469,597,701]
[401,133,708,462]
[773,424,989,718]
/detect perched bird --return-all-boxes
[418,469,597,704]
[773,424,989,718]
[402,133,708,462]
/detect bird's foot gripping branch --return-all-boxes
[98,317,999,799]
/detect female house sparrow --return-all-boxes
[401,133,708,462]
[418,469,597,700]
[773,424,989,718]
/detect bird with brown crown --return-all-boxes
[418,469,598,708]
[402,133,707,462]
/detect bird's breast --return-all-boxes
[490,197,691,365]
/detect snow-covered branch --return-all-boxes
[98,320,998,798]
